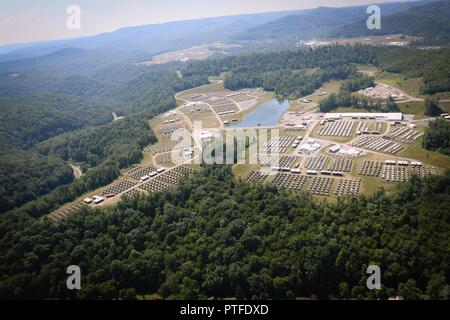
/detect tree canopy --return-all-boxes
[0,166,448,300]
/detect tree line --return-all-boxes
[317,74,397,113]
[0,165,448,300]
[423,118,450,156]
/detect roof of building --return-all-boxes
[329,144,341,152]
[324,112,403,121]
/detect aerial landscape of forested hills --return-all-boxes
[235,1,429,41]
[0,0,449,301]
[329,0,450,44]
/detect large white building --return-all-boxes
[324,112,403,121]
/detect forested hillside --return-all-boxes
[0,11,297,63]
[0,166,448,300]
[236,1,426,41]
[0,61,207,215]
[36,116,155,169]
[183,45,450,98]
[423,119,450,156]
[0,151,74,213]
[330,1,450,45]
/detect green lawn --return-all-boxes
[399,139,450,171]
[398,101,426,119]
[334,107,370,113]
[440,101,450,113]
[181,81,228,96]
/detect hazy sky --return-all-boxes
[0,0,412,46]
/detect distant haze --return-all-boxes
[0,0,417,46]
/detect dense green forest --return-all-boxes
[36,116,155,169]
[224,66,353,99]
[0,166,448,299]
[424,98,444,117]
[340,74,375,93]
[423,119,450,156]
[0,60,208,216]
[319,93,399,113]
[183,45,450,98]
[0,151,74,213]
[0,94,112,150]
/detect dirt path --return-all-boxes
[70,164,82,179]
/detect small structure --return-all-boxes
[325,112,403,122]
[149,171,158,177]
[93,195,104,204]
[337,148,361,157]
[84,198,92,204]
[329,144,341,153]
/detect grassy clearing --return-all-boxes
[232,164,260,179]
[440,101,450,113]
[221,92,275,123]
[288,80,343,113]
[375,72,402,86]
[376,72,425,98]
[398,101,426,119]
[397,77,423,97]
[333,107,370,113]
[181,81,228,96]
[355,64,377,76]
[137,293,162,300]
[399,139,450,171]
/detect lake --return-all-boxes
[230,98,290,127]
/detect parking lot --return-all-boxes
[318,120,354,137]
[308,177,334,196]
[306,155,329,171]
[352,136,404,154]
[335,178,361,197]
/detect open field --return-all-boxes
[398,138,450,171]
[178,81,229,97]
[397,101,426,119]
[355,64,377,76]
[137,42,241,65]
[375,72,425,98]
[440,101,450,113]
[288,80,343,113]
